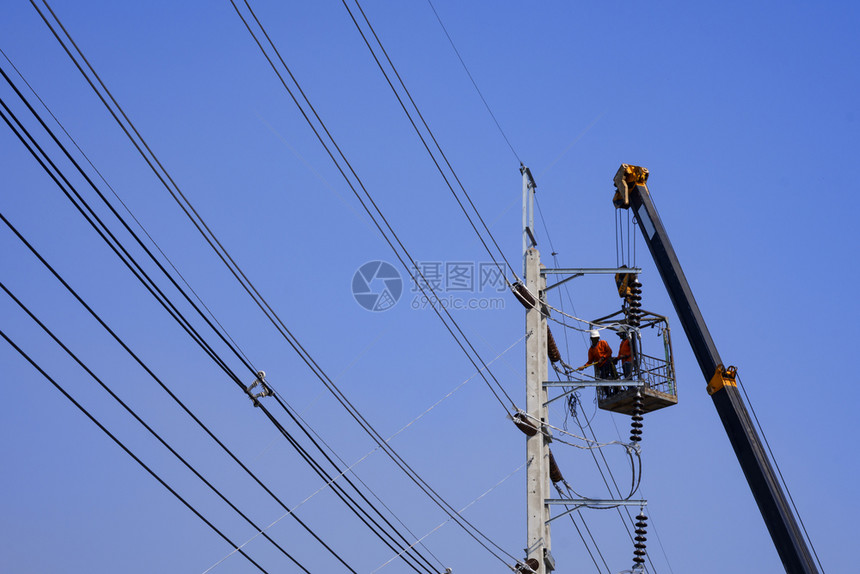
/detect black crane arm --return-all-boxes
[612,164,818,574]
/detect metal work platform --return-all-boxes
[592,309,678,416]
[596,383,677,415]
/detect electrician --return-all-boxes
[615,327,634,379]
[578,330,616,380]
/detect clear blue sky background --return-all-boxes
[1,1,857,573]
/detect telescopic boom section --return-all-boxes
[612,165,818,574]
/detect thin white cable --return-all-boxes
[200,332,527,574]
[371,459,528,573]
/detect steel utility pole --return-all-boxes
[522,165,553,573]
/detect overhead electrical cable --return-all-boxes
[736,373,825,573]
[23,4,497,568]
[0,212,357,572]
[0,47,255,369]
[574,410,659,574]
[371,460,527,574]
[29,1,524,568]
[422,1,673,569]
[552,483,610,574]
[0,76,255,385]
[225,2,525,567]
[32,0,516,425]
[344,0,520,282]
[254,400,440,574]
[424,0,522,164]
[0,151,436,574]
[0,90,439,573]
[229,0,517,414]
[214,331,526,569]
[0,282,314,573]
[272,393,448,570]
[0,330,272,574]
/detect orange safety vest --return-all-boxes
[618,339,632,363]
[586,340,613,367]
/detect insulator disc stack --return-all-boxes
[630,392,644,443]
[627,277,642,327]
[632,512,648,570]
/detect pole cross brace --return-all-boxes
[245,370,272,407]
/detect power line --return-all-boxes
[32,0,518,430]
[574,410,659,574]
[256,398,440,574]
[0,83,439,571]
[28,1,530,569]
[424,0,521,164]
[553,483,610,573]
[0,69,257,384]
[1,281,315,573]
[737,374,825,573]
[226,2,523,567]
[0,46,256,370]
[229,0,517,415]
[344,0,520,282]
[0,212,357,572]
[4,7,456,568]
[0,329,272,574]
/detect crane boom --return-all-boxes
[612,165,818,574]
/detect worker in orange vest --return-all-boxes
[578,330,616,379]
[615,327,633,379]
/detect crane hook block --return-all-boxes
[707,364,738,395]
[613,164,649,209]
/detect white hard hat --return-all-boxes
[589,330,600,338]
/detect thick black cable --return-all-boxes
[254,402,435,574]
[0,86,249,407]
[1,80,440,571]
[0,47,256,370]
[0,115,429,571]
[0,282,313,573]
[32,1,519,566]
[228,4,523,565]
[552,483,609,574]
[0,97,224,377]
[271,394,441,573]
[537,181,667,572]
[274,394,447,570]
[345,0,520,282]
[0,330,270,574]
[0,212,357,572]
[574,411,659,574]
[35,0,515,426]
[0,65,258,383]
[233,0,516,415]
[30,0,263,346]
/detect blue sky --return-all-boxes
[1,1,857,573]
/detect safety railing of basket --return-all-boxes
[637,352,676,396]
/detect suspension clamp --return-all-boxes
[245,370,272,407]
